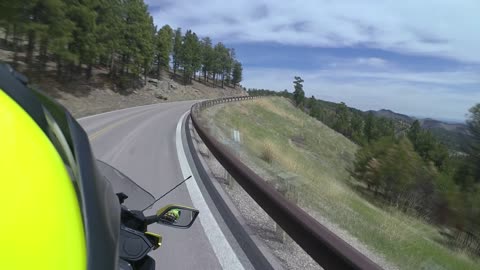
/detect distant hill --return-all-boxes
[367,110,471,152]
[247,89,472,152]
[366,109,414,124]
[419,118,468,133]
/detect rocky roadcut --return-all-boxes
[37,73,245,118]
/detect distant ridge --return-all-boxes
[367,109,470,152]
[366,109,414,124]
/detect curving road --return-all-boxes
[78,101,253,270]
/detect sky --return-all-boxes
[147,0,480,122]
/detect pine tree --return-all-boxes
[467,104,480,181]
[179,30,200,84]
[231,61,243,87]
[223,48,234,87]
[191,32,202,81]
[201,37,213,82]
[364,112,379,143]
[116,0,155,78]
[172,27,182,76]
[212,42,230,88]
[0,0,38,67]
[334,102,351,137]
[351,114,365,144]
[66,0,99,78]
[292,76,305,107]
[154,24,173,79]
[95,0,123,76]
[408,120,422,145]
[0,0,245,88]
[212,42,226,87]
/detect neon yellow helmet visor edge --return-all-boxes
[0,89,86,269]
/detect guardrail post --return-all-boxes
[226,129,242,187]
[274,172,299,243]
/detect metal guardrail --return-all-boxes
[190,96,383,270]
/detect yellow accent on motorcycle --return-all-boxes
[0,90,86,270]
[145,232,163,249]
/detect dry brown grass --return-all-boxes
[204,96,480,270]
[260,141,275,163]
[254,98,302,123]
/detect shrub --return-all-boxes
[260,142,275,163]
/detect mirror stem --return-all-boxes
[145,215,161,225]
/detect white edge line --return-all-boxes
[176,111,245,270]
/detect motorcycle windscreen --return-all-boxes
[96,160,155,211]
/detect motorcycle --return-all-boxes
[96,160,200,270]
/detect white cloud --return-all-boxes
[242,67,480,121]
[147,0,480,120]
[328,57,389,69]
[148,0,480,63]
[355,58,388,68]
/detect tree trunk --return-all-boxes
[109,51,116,77]
[26,30,35,66]
[221,73,225,88]
[12,24,18,68]
[121,54,127,75]
[3,25,9,45]
[68,62,75,80]
[77,61,83,74]
[86,64,93,80]
[56,56,62,79]
[144,61,148,85]
[38,37,48,72]
[157,56,161,79]
[125,55,129,74]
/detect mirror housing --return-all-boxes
[156,204,199,229]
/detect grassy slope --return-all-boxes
[203,97,479,270]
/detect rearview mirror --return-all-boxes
[156,204,199,229]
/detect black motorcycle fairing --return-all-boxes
[119,256,155,270]
[133,256,155,270]
[119,225,154,261]
[119,259,133,270]
[121,206,148,232]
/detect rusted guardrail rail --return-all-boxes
[190,96,382,270]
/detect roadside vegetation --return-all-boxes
[0,0,243,89]
[250,82,480,259]
[203,92,480,269]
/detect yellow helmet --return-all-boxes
[0,64,120,269]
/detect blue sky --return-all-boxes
[147,0,480,122]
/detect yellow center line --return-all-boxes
[88,110,153,141]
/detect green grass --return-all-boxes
[200,97,480,270]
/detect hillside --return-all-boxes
[0,48,246,117]
[0,0,246,118]
[248,89,469,151]
[201,97,480,270]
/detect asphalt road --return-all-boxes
[78,101,250,270]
